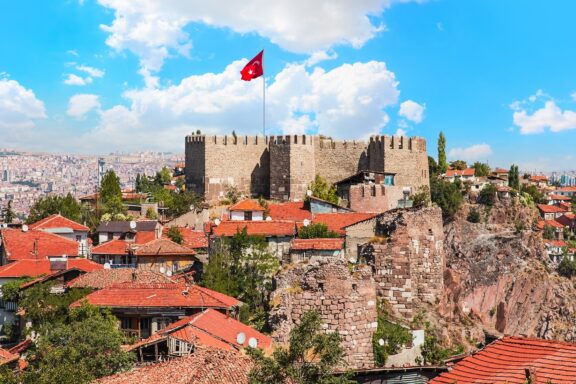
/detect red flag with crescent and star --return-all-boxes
[240,50,264,81]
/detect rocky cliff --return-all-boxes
[439,199,576,346]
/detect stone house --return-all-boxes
[537,204,570,220]
[228,200,266,221]
[289,238,344,264]
[442,168,476,183]
[335,170,405,213]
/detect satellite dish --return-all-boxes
[248,337,258,348]
[214,219,221,226]
[104,262,111,269]
[306,190,312,197]
[166,270,173,277]
[236,332,246,345]
[129,221,137,230]
[378,339,385,346]
[265,216,272,221]
[21,224,28,232]
[159,267,166,274]
[303,219,310,227]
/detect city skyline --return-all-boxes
[1,1,576,171]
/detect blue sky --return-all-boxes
[0,0,575,171]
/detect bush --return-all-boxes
[373,318,413,366]
[478,184,497,206]
[543,224,555,240]
[297,223,339,239]
[430,179,463,222]
[411,186,431,208]
[467,208,480,223]
[167,227,183,244]
[307,175,338,205]
[557,256,576,278]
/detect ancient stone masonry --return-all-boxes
[185,134,429,202]
[368,207,445,320]
[270,261,378,369]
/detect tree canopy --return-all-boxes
[26,193,83,224]
[449,160,467,170]
[430,179,463,222]
[473,162,491,177]
[99,169,124,216]
[297,223,339,239]
[308,175,338,205]
[437,132,447,174]
[508,165,520,190]
[248,310,351,384]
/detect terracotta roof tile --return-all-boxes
[94,346,252,384]
[268,201,312,222]
[0,347,18,366]
[544,240,567,248]
[445,168,475,177]
[28,214,89,231]
[291,238,344,251]
[67,269,173,289]
[1,228,80,261]
[530,175,548,182]
[536,220,565,229]
[72,282,239,309]
[549,194,572,201]
[0,258,102,278]
[537,204,569,214]
[229,200,265,212]
[312,212,376,235]
[557,186,576,192]
[212,220,295,237]
[133,239,196,256]
[92,239,129,255]
[162,227,208,249]
[431,337,576,384]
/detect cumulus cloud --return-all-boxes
[513,101,576,134]
[448,144,492,161]
[67,94,101,119]
[96,0,424,85]
[0,78,46,128]
[64,74,93,86]
[76,60,400,152]
[305,50,338,67]
[398,100,425,123]
[76,65,105,78]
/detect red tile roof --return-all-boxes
[28,214,89,231]
[445,168,475,177]
[530,175,548,182]
[497,186,511,192]
[132,239,196,256]
[94,346,252,384]
[92,239,129,255]
[431,337,576,384]
[536,220,565,230]
[268,201,312,222]
[544,240,567,248]
[212,220,295,237]
[169,324,235,351]
[71,282,239,309]
[162,227,208,249]
[312,212,376,234]
[537,204,569,214]
[229,199,265,212]
[549,194,572,201]
[67,269,173,289]
[494,168,509,174]
[291,238,344,251]
[557,186,576,192]
[0,258,102,278]
[0,347,18,366]
[1,228,80,261]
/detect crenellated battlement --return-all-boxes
[185,132,429,201]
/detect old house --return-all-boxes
[127,308,271,362]
[96,220,162,245]
[289,238,344,264]
[335,170,404,212]
[528,175,549,188]
[28,214,89,244]
[228,200,266,221]
[67,268,174,290]
[71,282,239,340]
[442,168,476,183]
[537,204,570,220]
[0,227,82,264]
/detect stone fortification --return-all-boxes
[185,134,429,202]
[369,206,444,320]
[270,261,378,369]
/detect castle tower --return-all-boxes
[269,135,315,201]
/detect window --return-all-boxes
[107,232,113,241]
[172,262,179,272]
[75,235,82,242]
[120,317,132,330]
[244,211,252,221]
[384,175,394,186]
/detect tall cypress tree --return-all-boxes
[438,132,447,173]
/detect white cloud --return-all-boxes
[96,0,424,85]
[513,101,576,134]
[448,144,492,161]
[394,128,407,136]
[67,94,101,119]
[64,74,93,86]
[305,50,338,67]
[76,60,400,152]
[0,79,46,146]
[76,65,105,78]
[398,100,425,123]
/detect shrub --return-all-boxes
[557,256,576,278]
[467,208,481,223]
[297,223,339,239]
[478,184,497,206]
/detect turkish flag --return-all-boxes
[240,50,264,81]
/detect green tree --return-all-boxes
[167,226,183,244]
[478,184,497,206]
[308,175,338,205]
[467,208,481,223]
[4,200,15,224]
[27,193,83,224]
[411,185,431,208]
[99,170,124,216]
[557,254,576,278]
[437,132,447,174]
[420,323,462,365]
[298,223,339,239]
[428,156,439,178]
[520,184,546,204]
[372,313,413,366]
[248,310,351,384]
[543,224,555,240]
[145,207,158,219]
[473,162,491,177]
[449,160,467,170]
[508,165,520,190]
[154,167,172,185]
[21,304,134,384]
[430,179,463,222]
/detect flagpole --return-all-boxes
[262,50,266,137]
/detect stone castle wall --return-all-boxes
[270,261,377,369]
[371,206,444,320]
[185,134,428,202]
